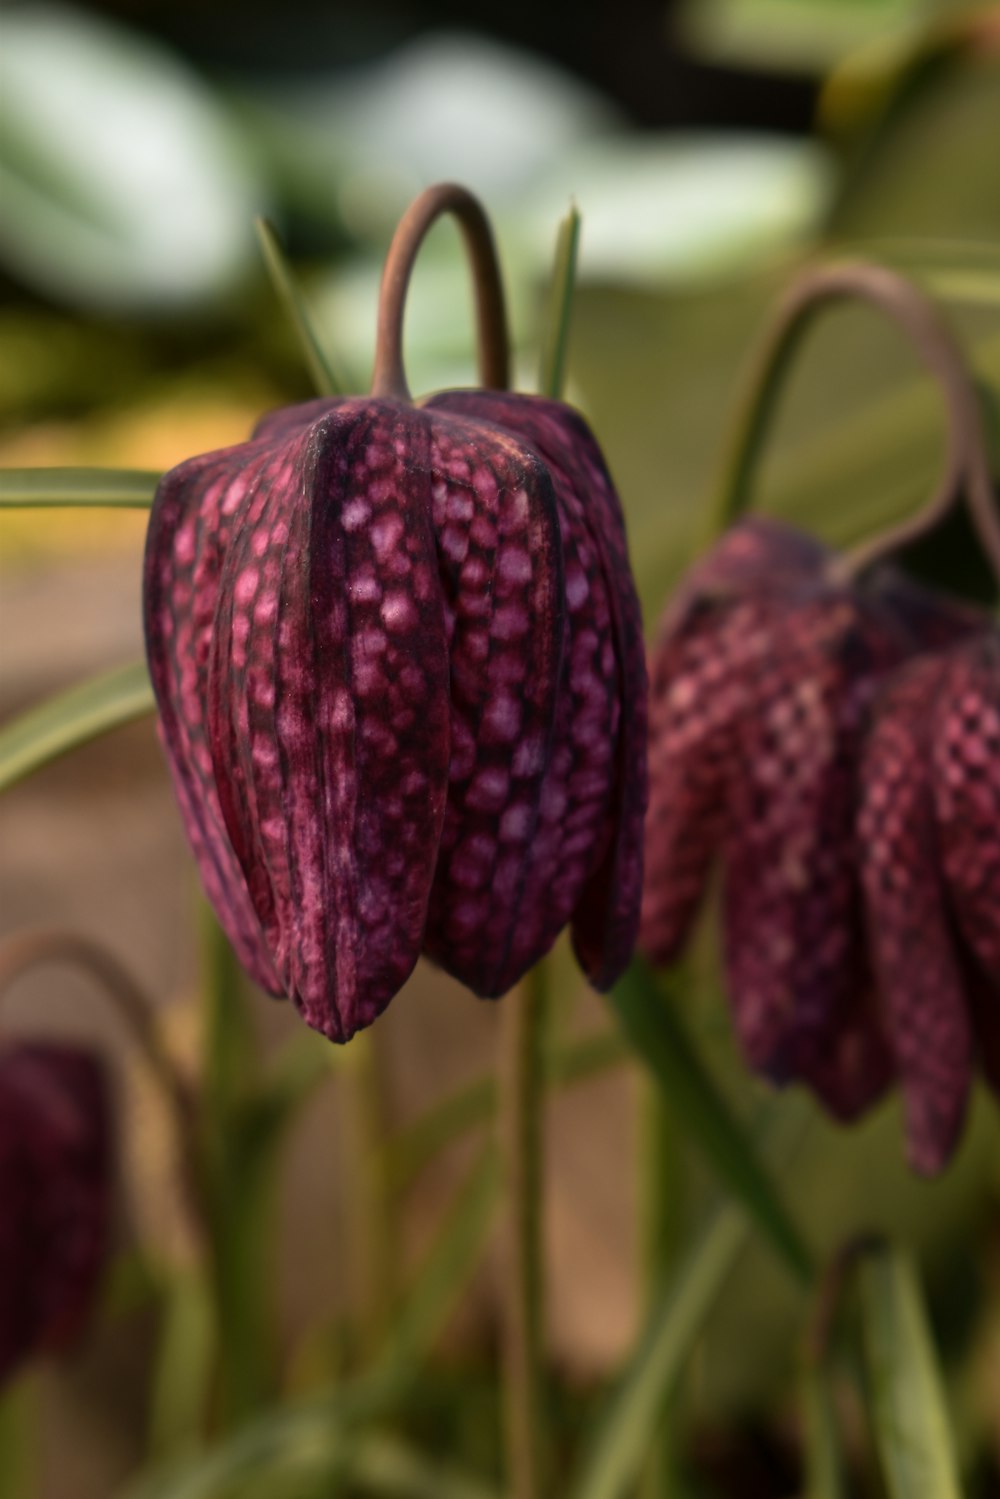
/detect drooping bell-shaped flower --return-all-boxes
[641,517,982,1117]
[143,186,647,1043]
[0,1044,111,1385]
[858,631,1000,1172]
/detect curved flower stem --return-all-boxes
[370,182,510,401]
[500,961,548,1499]
[709,260,1000,584]
[0,929,207,1250]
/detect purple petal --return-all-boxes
[207,400,452,1041]
[430,391,648,989]
[144,444,283,994]
[394,411,563,995]
[859,657,974,1174]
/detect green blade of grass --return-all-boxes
[856,1246,962,1499]
[538,203,581,400]
[801,1363,846,1499]
[122,1145,501,1499]
[572,1199,748,1499]
[0,661,155,791]
[0,467,159,507]
[255,217,344,398]
[608,958,813,1284]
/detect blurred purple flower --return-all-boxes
[640,518,984,1125]
[859,632,1000,1172]
[144,392,647,1043]
[0,1044,111,1385]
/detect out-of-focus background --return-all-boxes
[1,2,999,1496]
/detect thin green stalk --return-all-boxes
[254,217,343,397]
[346,1029,396,1359]
[500,962,548,1499]
[0,466,159,507]
[538,204,581,399]
[637,1081,683,1499]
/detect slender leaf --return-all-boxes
[802,1363,846,1499]
[255,216,343,397]
[347,1433,499,1499]
[0,466,159,506]
[856,1246,962,1499]
[123,1145,501,1499]
[609,958,813,1283]
[538,203,581,399]
[0,660,154,791]
[148,1270,215,1460]
[572,1199,748,1499]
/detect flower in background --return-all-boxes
[640,518,986,1135]
[859,632,1000,1173]
[0,1043,111,1385]
[144,391,647,1043]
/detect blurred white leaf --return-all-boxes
[0,4,266,310]
[522,134,834,286]
[245,32,619,239]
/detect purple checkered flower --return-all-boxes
[859,631,1000,1172]
[641,518,983,1121]
[0,1044,111,1385]
[144,392,647,1043]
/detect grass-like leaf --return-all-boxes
[122,1145,501,1499]
[255,217,344,398]
[801,1363,846,1499]
[0,467,159,507]
[608,959,813,1284]
[571,1199,748,1499]
[538,203,581,400]
[857,1245,962,1499]
[0,661,155,792]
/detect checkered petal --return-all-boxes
[859,656,974,1173]
[932,631,1000,982]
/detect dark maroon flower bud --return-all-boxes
[641,518,981,1115]
[144,376,646,1036]
[859,632,1000,1172]
[0,1044,111,1385]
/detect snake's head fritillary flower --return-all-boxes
[859,630,1000,1173]
[0,1044,111,1385]
[144,392,646,1042]
[641,518,983,1119]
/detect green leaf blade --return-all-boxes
[608,958,813,1284]
[857,1246,962,1499]
[0,466,159,507]
[0,660,155,791]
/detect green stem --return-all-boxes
[385,1027,626,1192]
[347,1029,396,1359]
[500,962,548,1499]
[254,217,343,398]
[538,204,581,400]
[707,261,998,580]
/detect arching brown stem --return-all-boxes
[0,930,206,1248]
[370,182,510,402]
[710,261,1000,591]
